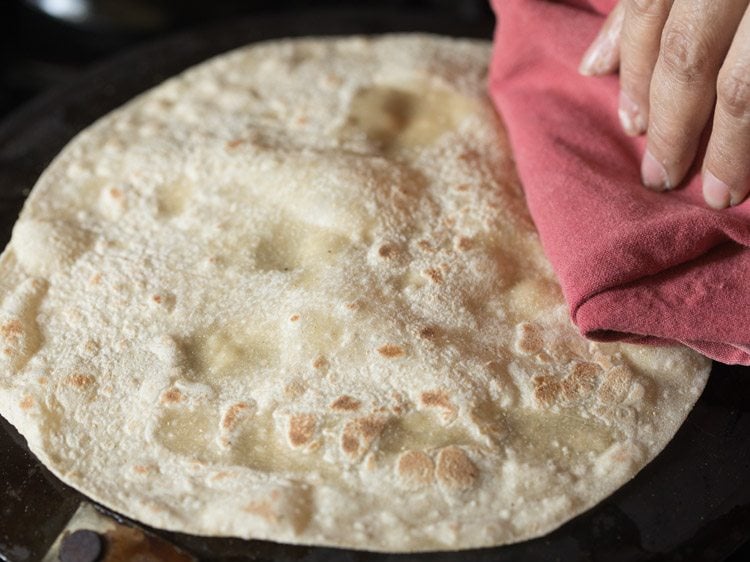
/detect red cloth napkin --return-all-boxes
[489,0,750,365]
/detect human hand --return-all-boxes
[578,0,750,210]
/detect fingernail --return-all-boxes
[579,36,610,76]
[641,150,671,191]
[618,91,647,136]
[703,171,731,210]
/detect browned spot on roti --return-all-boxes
[560,362,601,402]
[423,267,443,284]
[455,236,473,251]
[533,375,560,407]
[289,314,300,322]
[222,402,251,431]
[455,183,470,192]
[515,322,544,355]
[436,446,478,491]
[341,433,359,455]
[160,387,184,405]
[312,355,328,370]
[288,414,316,448]
[534,362,603,407]
[109,187,123,199]
[397,450,434,487]
[152,295,163,304]
[420,390,458,422]
[417,240,434,252]
[19,396,33,410]
[330,395,361,411]
[1,320,23,340]
[341,415,389,460]
[89,273,102,285]
[597,366,634,405]
[377,344,405,358]
[284,379,306,399]
[378,244,396,258]
[418,326,438,340]
[226,138,246,149]
[65,373,96,389]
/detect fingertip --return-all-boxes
[578,42,609,76]
[578,64,597,77]
[702,170,731,210]
[618,91,647,136]
[577,59,596,76]
[641,149,671,191]
[578,11,622,77]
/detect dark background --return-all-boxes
[0,1,748,561]
[0,0,492,120]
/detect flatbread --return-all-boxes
[0,35,710,552]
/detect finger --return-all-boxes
[579,1,626,76]
[642,0,748,191]
[703,6,750,209]
[618,0,673,136]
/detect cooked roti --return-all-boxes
[0,35,710,552]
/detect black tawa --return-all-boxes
[0,8,749,562]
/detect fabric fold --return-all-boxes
[489,0,750,364]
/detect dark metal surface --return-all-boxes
[0,8,749,562]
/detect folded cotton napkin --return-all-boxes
[489,0,750,365]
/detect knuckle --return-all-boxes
[717,66,750,119]
[659,25,711,83]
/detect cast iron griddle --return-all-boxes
[1,8,749,562]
